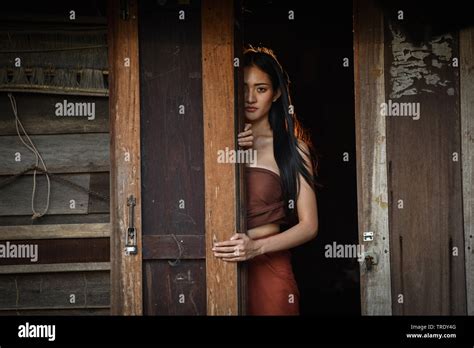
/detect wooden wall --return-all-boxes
[0,2,110,315]
[384,7,466,316]
[355,0,472,315]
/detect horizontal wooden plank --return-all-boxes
[0,173,110,216]
[0,86,109,97]
[0,223,110,240]
[0,271,109,309]
[0,173,89,216]
[0,14,107,25]
[88,172,110,213]
[0,93,109,135]
[0,307,110,315]
[0,213,109,226]
[0,262,110,274]
[0,133,110,175]
[0,238,109,265]
[142,235,205,260]
[0,174,89,216]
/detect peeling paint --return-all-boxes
[389,24,454,99]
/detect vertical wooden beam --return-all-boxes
[353,0,392,315]
[202,0,239,315]
[108,0,142,315]
[233,0,248,316]
[460,26,474,315]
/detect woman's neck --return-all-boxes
[250,114,272,138]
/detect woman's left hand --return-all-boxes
[212,233,261,262]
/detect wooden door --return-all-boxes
[138,0,206,315]
[137,0,242,315]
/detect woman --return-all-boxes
[212,46,319,315]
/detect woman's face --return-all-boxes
[244,65,280,122]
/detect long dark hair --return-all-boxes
[243,46,318,218]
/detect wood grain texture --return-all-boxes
[138,0,205,315]
[202,0,238,316]
[0,174,91,216]
[142,235,205,260]
[353,0,392,315]
[385,16,466,315]
[108,0,142,315]
[0,213,109,226]
[143,260,206,315]
[233,0,248,315]
[0,223,110,240]
[0,238,109,265]
[0,93,109,135]
[0,172,109,216]
[460,26,474,315]
[0,262,110,274]
[0,134,110,175]
[0,308,110,315]
[0,271,109,309]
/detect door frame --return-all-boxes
[108,0,243,315]
[108,0,143,315]
[353,0,392,315]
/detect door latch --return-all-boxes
[363,251,378,271]
[125,195,138,255]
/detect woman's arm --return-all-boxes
[213,141,319,261]
[253,141,318,254]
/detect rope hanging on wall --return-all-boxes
[8,93,51,219]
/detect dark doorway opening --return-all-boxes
[241,0,360,315]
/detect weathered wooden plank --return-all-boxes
[143,260,205,315]
[460,26,474,316]
[0,173,90,216]
[202,0,238,316]
[0,223,110,240]
[0,213,110,226]
[0,14,107,25]
[0,238,109,265]
[0,173,108,216]
[0,172,109,217]
[353,0,392,315]
[88,172,110,213]
[385,15,465,315]
[0,134,109,175]
[108,0,142,315]
[0,307,110,315]
[0,262,110,274]
[0,93,109,135]
[0,271,109,309]
[143,235,204,260]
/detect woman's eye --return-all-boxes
[257,88,267,93]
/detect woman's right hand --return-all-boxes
[237,123,253,148]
